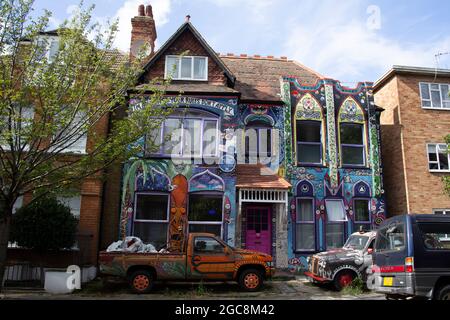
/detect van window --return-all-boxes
[376,223,406,252]
[418,223,450,250]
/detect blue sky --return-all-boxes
[32,0,450,84]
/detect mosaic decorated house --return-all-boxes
[101,5,386,271]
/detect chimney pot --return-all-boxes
[185,15,191,22]
[145,5,153,17]
[138,4,145,16]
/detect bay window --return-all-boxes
[165,55,208,81]
[56,111,88,154]
[427,143,450,172]
[325,199,346,249]
[340,123,365,166]
[296,120,322,165]
[188,193,223,237]
[295,198,316,251]
[420,82,450,109]
[146,111,218,158]
[133,193,170,249]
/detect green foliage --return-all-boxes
[0,1,174,215]
[443,135,450,197]
[10,196,78,251]
[341,277,366,296]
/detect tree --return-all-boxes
[0,1,174,290]
[10,196,78,284]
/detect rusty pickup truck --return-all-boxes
[99,233,275,293]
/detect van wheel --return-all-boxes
[129,270,154,294]
[333,270,355,291]
[239,269,263,292]
[436,284,450,300]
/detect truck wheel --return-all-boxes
[129,270,154,294]
[333,270,355,291]
[436,284,450,300]
[239,269,263,292]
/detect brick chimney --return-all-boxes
[130,4,157,59]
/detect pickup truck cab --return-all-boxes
[99,233,275,293]
[305,230,376,290]
[369,214,450,300]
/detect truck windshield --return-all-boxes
[375,222,406,252]
[344,235,369,250]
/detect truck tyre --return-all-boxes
[436,284,450,300]
[239,269,263,292]
[129,270,154,294]
[333,270,355,291]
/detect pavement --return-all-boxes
[0,276,386,300]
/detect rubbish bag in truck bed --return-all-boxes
[106,236,157,253]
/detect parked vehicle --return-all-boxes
[304,230,376,290]
[99,233,275,293]
[369,214,450,300]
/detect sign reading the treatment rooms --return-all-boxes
[131,96,236,117]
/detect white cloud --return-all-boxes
[112,0,172,52]
[282,1,450,81]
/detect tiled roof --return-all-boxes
[221,55,323,102]
[104,49,129,71]
[236,164,291,189]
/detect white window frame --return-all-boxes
[53,111,88,155]
[188,193,224,238]
[133,192,170,223]
[419,82,450,110]
[0,106,35,151]
[147,115,219,159]
[295,197,316,252]
[427,143,450,172]
[36,35,59,63]
[164,55,208,81]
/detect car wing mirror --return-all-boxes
[367,248,373,254]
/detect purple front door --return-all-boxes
[245,206,272,255]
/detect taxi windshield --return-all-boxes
[344,235,369,250]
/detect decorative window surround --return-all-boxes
[427,143,450,172]
[295,198,316,252]
[420,82,450,110]
[165,55,208,81]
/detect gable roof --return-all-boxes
[139,22,235,85]
[221,55,323,103]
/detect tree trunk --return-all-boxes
[0,213,12,292]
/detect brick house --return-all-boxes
[100,5,386,271]
[374,66,450,216]
[4,30,127,283]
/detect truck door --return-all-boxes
[187,236,235,280]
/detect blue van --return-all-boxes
[369,214,450,300]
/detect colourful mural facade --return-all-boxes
[283,78,386,272]
[118,80,385,271]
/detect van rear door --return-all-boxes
[374,217,410,288]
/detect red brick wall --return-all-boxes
[143,28,227,85]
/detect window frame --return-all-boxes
[353,198,371,232]
[339,122,366,167]
[244,126,274,164]
[324,199,347,250]
[188,192,224,238]
[296,120,323,166]
[427,143,450,172]
[133,192,171,223]
[419,82,450,110]
[164,55,208,81]
[146,113,220,159]
[294,197,316,253]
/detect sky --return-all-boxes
[31,0,450,85]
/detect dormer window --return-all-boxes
[36,36,59,63]
[165,55,208,80]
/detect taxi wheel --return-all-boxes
[129,270,154,294]
[436,284,450,300]
[239,269,263,292]
[333,270,355,291]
